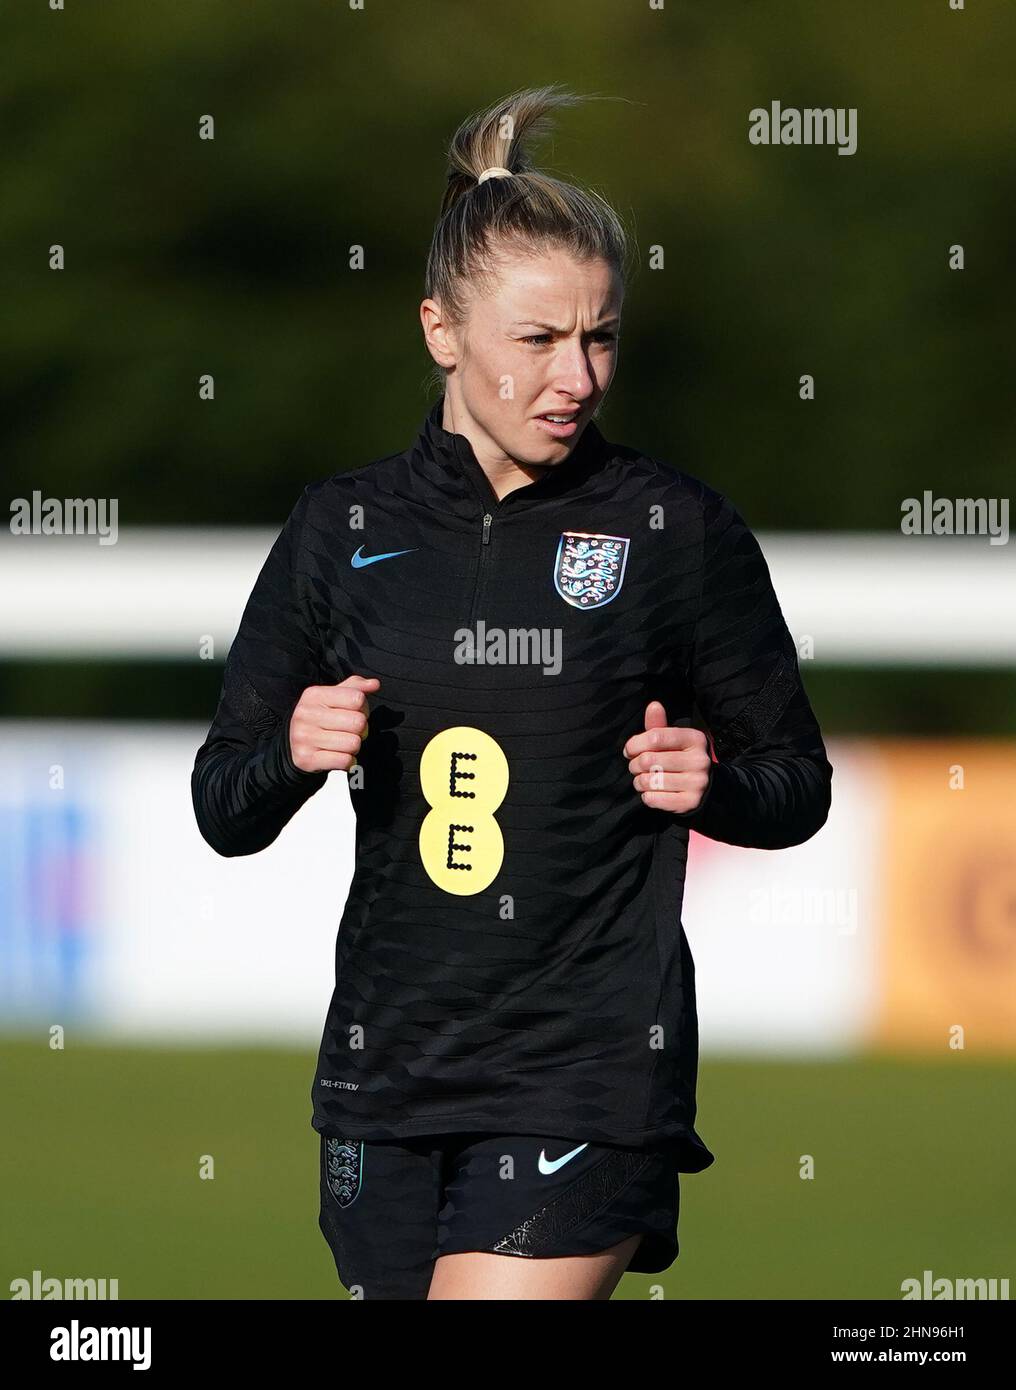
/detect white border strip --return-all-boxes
[0,530,1012,663]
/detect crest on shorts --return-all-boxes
[553,532,630,609]
[325,1137,363,1208]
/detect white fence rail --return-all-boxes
[0,531,1012,663]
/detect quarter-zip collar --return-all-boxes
[416,392,612,513]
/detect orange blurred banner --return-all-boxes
[875,740,1016,1053]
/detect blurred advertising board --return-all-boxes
[0,726,1011,1056]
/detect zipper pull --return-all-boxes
[482,513,492,544]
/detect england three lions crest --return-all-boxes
[325,1136,363,1208]
[554,532,630,609]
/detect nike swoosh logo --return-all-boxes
[350,545,417,568]
[537,1143,589,1175]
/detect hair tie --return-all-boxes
[477,166,514,184]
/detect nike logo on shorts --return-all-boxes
[537,1142,589,1175]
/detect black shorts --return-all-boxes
[317,1130,682,1299]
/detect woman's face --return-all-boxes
[422,246,622,468]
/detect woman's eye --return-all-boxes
[520,332,617,347]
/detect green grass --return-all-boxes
[2,1040,1012,1300]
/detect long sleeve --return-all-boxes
[191,486,329,857]
[670,485,833,849]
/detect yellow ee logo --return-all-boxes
[418,726,509,895]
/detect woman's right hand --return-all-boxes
[288,674,380,774]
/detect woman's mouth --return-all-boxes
[534,412,580,439]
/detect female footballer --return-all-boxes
[192,85,832,1300]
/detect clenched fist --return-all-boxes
[288,674,380,774]
[622,700,711,814]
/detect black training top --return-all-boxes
[191,394,833,1170]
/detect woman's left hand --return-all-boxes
[622,701,712,814]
